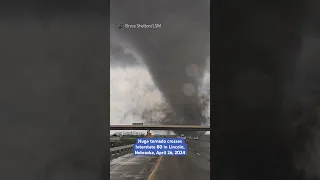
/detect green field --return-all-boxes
[111,137,138,147]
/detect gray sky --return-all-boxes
[110,0,210,137]
[109,0,210,136]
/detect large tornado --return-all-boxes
[110,0,210,130]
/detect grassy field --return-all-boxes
[111,138,138,147]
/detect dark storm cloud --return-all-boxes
[211,0,320,180]
[110,0,210,131]
[110,43,142,67]
[0,2,109,180]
